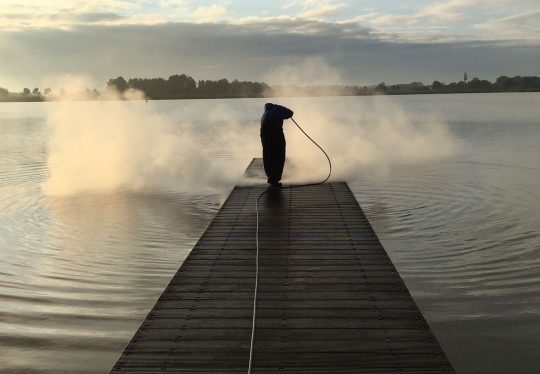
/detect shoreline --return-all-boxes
[1,89,539,103]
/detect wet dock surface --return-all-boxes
[110,158,454,373]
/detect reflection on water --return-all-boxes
[349,98,540,373]
[352,162,540,372]
[1,188,220,373]
[1,94,540,373]
[0,124,221,373]
[0,103,224,373]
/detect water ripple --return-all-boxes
[351,162,540,302]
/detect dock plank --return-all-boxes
[110,158,454,373]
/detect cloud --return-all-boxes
[299,4,345,19]
[1,20,539,91]
[474,9,540,40]
[283,0,345,20]
[1,0,538,46]
[0,0,142,30]
[345,0,540,43]
[75,12,125,23]
[0,1,137,30]
[419,0,501,22]
[353,1,506,28]
[233,17,372,38]
[160,0,188,6]
[0,0,228,29]
[193,4,228,22]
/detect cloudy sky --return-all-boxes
[1,0,539,91]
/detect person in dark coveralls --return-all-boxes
[260,103,293,187]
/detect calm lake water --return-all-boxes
[1,93,539,373]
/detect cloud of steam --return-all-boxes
[280,97,461,183]
[41,73,96,95]
[43,62,461,197]
[264,57,344,86]
[263,57,352,97]
[263,58,462,183]
[42,83,249,196]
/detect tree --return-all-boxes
[107,76,128,92]
[468,77,492,91]
[23,88,30,95]
[520,76,540,90]
[44,87,52,96]
[410,82,426,91]
[32,87,40,96]
[431,80,444,90]
[0,87,8,99]
[168,74,196,95]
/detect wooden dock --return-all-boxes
[110,158,454,373]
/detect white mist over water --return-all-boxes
[264,57,344,88]
[277,95,461,184]
[42,64,461,195]
[265,59,462,183]
[42,87,255,196]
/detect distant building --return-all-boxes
[464,72,468,83]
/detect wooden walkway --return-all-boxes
[110,158,454,373]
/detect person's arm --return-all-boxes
[275,105,293,119]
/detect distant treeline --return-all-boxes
[1,74,539,102]
[106,74,540,98]
[107,74,269,99]
[375,75,540,95]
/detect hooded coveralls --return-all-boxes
[260,103,294,184]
